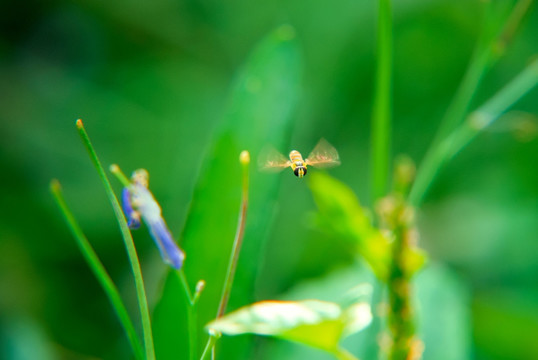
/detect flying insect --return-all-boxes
[259,138,340,178]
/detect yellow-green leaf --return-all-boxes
[207,298,372,354]
[308,172,391,281]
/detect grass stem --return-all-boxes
[76,119,155,360]
[50,180,145,360]
[409,58,538,206]
[201,151,250,359]
[410,0,534,206]
[176,269,197,360]
[200,331,220,360]
[216,151,250,318]
[370,0,392,202]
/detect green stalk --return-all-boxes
[449,58,538,159]
[410,0,534,206]
[370,0,392,202]
[216,151,250,318]
[76,119,155,360]
[50,180,144,360]
[387,217,415,360]
[110,164,132,187]
[409,58,538,206]
[201,151,250,359]
[176,269,197,360]
[200,331,220,360]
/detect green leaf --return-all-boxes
[262,263,383,360]
[402,246,428,278]
[207,297,372,354]
[308,172,391,281]
[153,25,301,359]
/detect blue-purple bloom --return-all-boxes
[122,188,141,229]
[122,169,185,269]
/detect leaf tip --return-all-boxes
[50,178,61,193]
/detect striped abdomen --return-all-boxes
[289,150,307,177]
[289,150,304,163]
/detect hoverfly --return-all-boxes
[259,138,340,178]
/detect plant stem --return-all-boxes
[387,215,415,360]
[50,180,145,360]
[409,0,534,206]
[200,331,220,360]
[176,269,197,360]
[76,119,155,360]
[201,151,250,359]
[110,164,132,187]
[409,58,538,206]
[370,0,392,202]
[216,151,250,318]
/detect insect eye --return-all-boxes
[294,168,300,177]
[302,167,307,176]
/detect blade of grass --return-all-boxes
[76,119,155,360]
[202,151,250,358]
[370,0,393,202]
[216,150,250,319]
[410,0,534,206]
[409,58,538,206]
[50,180,145,360]
[450,58,538,157]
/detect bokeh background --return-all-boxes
[1,0,537,359]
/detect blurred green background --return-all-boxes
[1,0,537,359]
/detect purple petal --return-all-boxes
[147,218,185,269]
[122,188,141,229]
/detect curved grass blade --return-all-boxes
[410,0,535,206]
[409,58,538,206]
[76,119,155,360]
[50,179,144,360]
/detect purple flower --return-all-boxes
[122,188,141,229]
[122,169,185,269]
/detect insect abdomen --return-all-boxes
[289,150,303,163]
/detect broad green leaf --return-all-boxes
[153,25,301,359]
[308,172,391,281]
[207,297,372,354]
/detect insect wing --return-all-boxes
[258,146,291,172]
[305,138,341,168]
